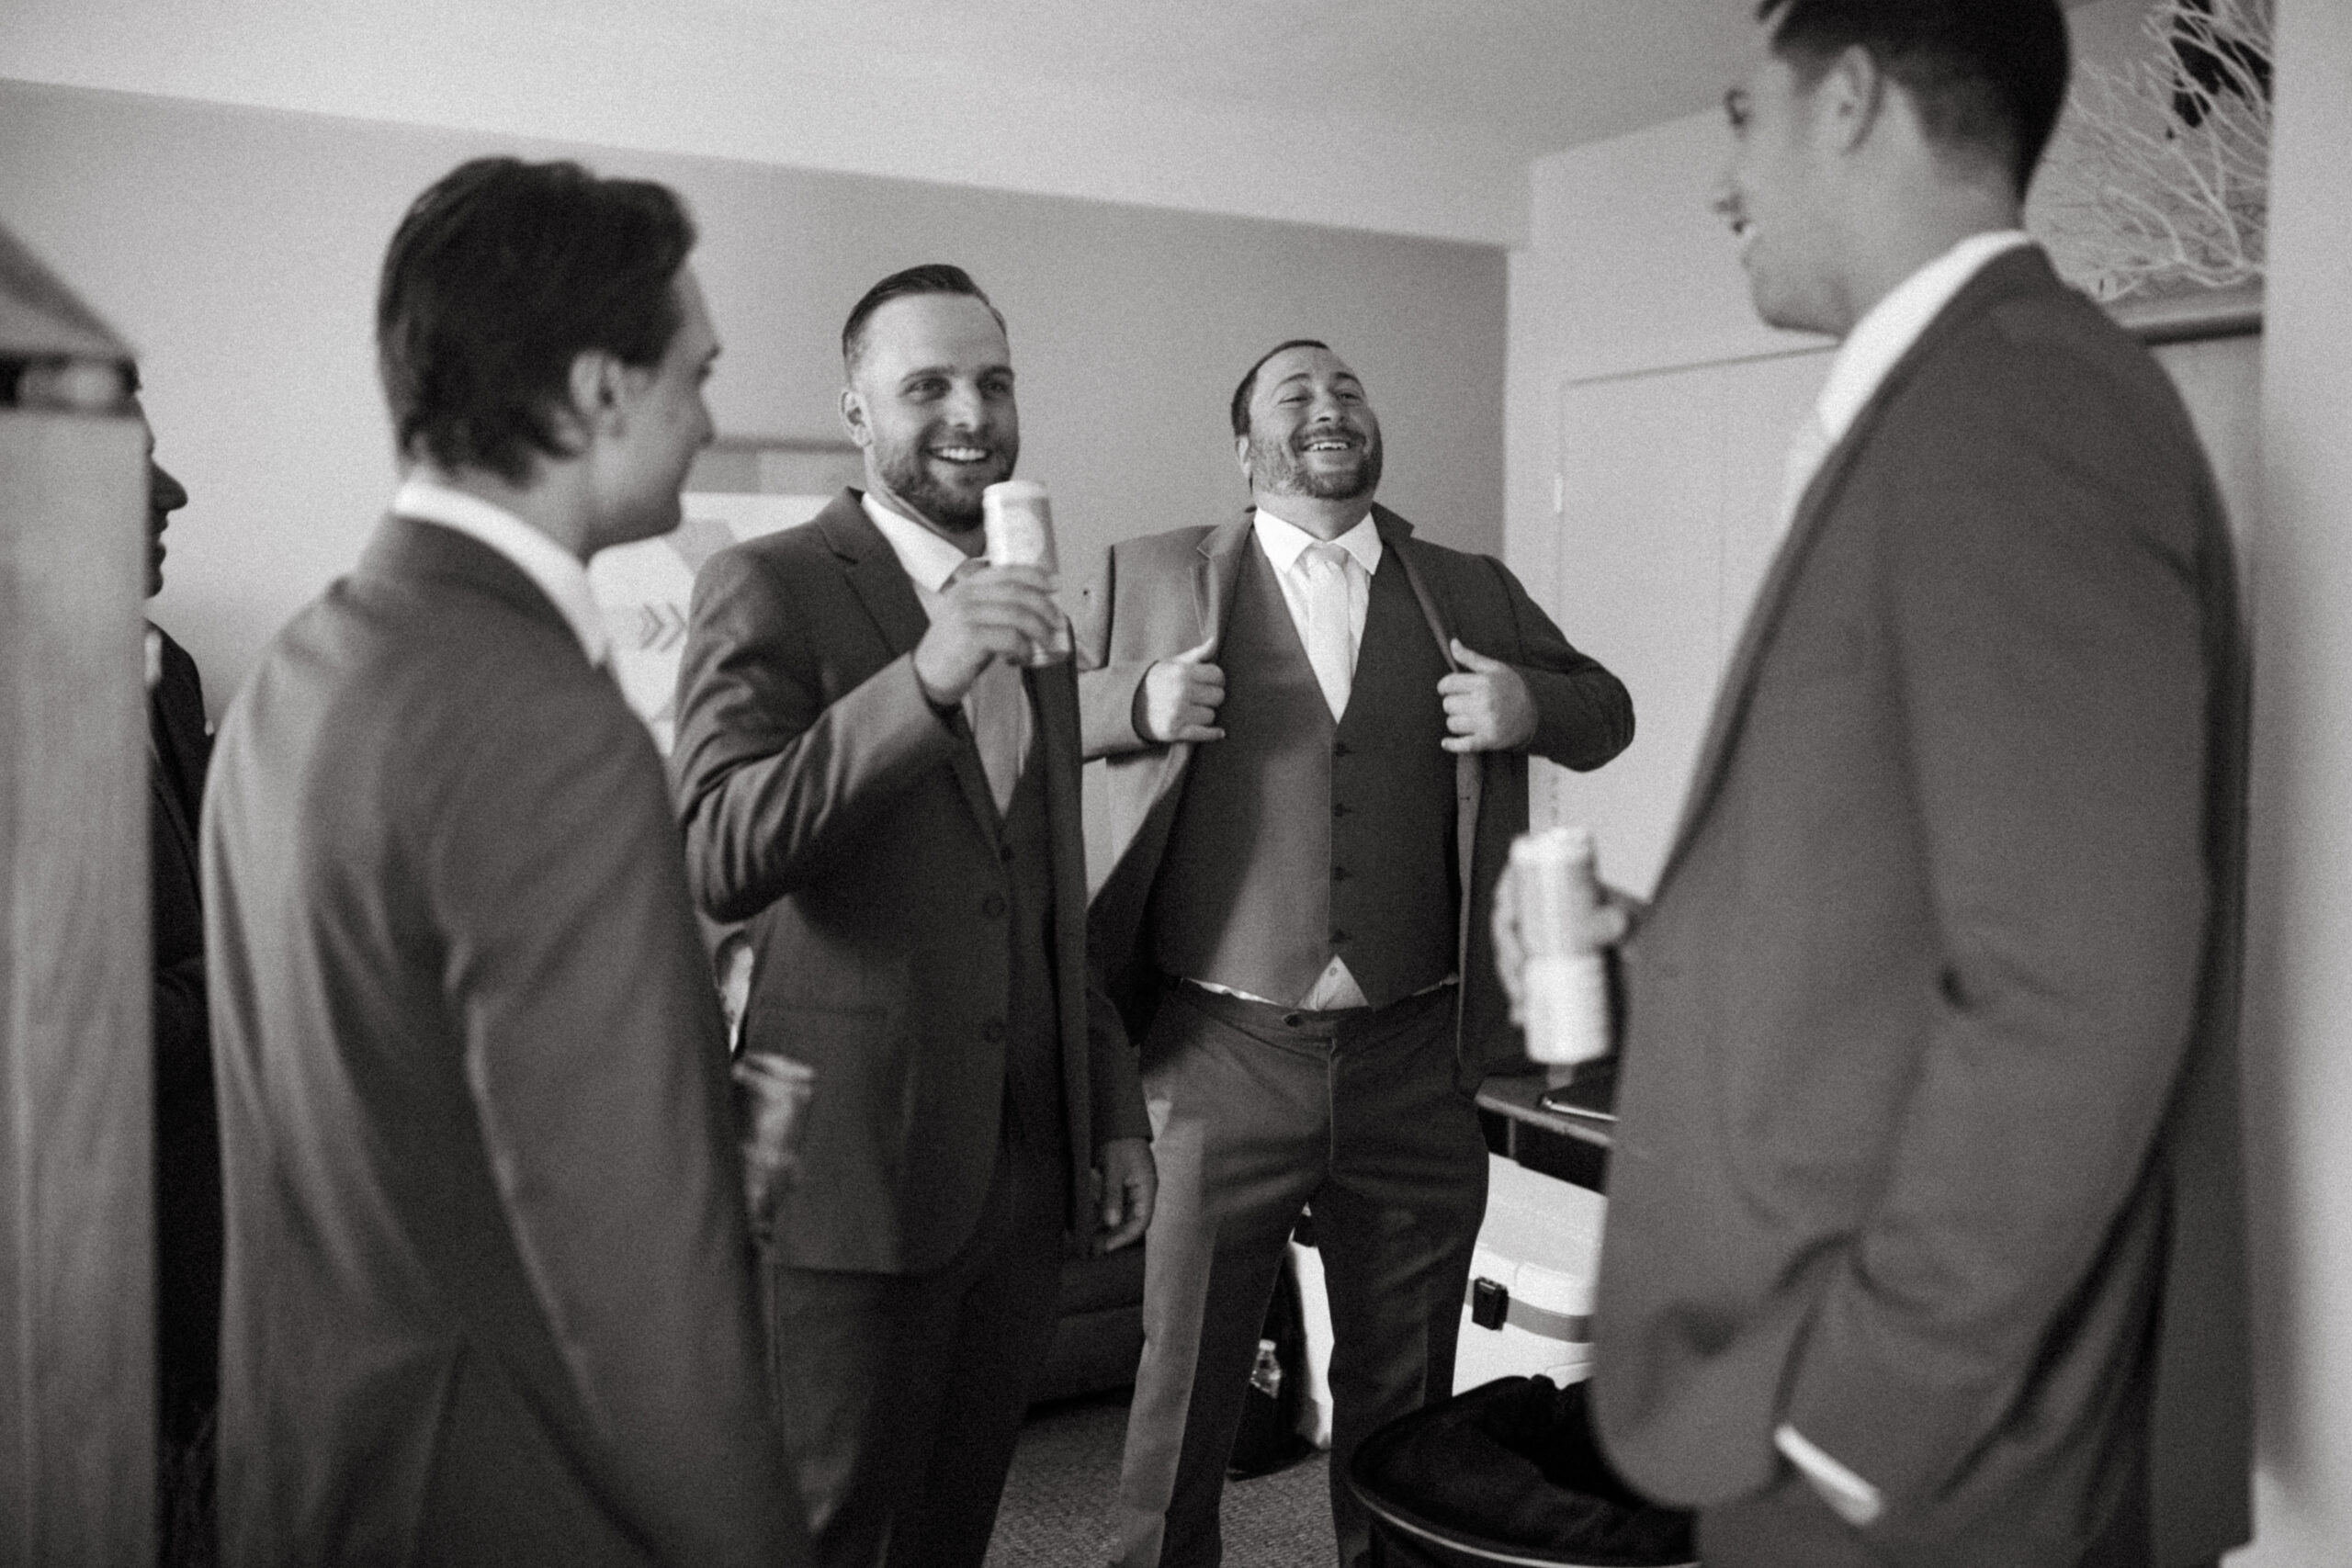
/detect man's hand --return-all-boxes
[911,563,1060,705]
[1093,1136,1157,1253]
[1440,639,1538,753]
[1490,859,1635,1026]
[1134,637,1226,744]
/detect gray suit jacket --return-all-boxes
[671,491,1150,1275]
[203,516,797,1567]
[1592,249,2251,1566]
[1078,505,1634,1086]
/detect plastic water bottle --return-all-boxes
[1509,827,1613,1066]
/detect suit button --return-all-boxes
[1000,844,1015,863]
[983,1020,1006,1043]
[982,893,1007,918]
[1282,1013,1305,1028]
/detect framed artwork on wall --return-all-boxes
[588,436,862,753]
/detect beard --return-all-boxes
[871,429,1018,533]
[1249,425,1382,502]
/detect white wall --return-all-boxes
[2233,0,2352,1558]
[0,80,1506,718]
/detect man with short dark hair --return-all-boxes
[672,263,1155,1568]
[1542,2,2252,1563]
[202,156,802,1566]
[1081,340,1633,1568]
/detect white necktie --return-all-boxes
[946,559,1029,815]
[1297,542,1356,723]
[1775,407,1838,541]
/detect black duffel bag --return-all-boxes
[1348,1376,1697,1567]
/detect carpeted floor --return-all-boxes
[988,1390,1336,1568]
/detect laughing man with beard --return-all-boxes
[672,264,1155,1568]
[1078,340,1634,1568]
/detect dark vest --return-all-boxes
[996,728,1067,1167]
[1150,537,1457,1008]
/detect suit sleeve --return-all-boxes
[1076,542,1156,760]
[673,544,961,922]
[429,681,804,1567]
[1778,349,2216,1513]
[1087,973,1152,1148]
[1480,554,1634,769]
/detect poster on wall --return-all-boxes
[588,439,862,754]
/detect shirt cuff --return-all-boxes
[1772,1423,1884,1529]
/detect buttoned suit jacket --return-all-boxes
[1591,249,2251,1567]
[671,490,1150,1276]
[203,516,797,1567]
[1078,505,1634,1084]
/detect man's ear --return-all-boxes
[564,348,630,445]
[840,385,873,450]
[1815,42,1887,159]
[1234,431,1253,485]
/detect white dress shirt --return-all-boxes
[862,492,1035,811]
[1775,231,2036,539]
[1766,230,2033,1531]
[391,475,610,668]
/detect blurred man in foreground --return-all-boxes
[203,157,802,1565]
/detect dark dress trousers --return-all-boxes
[1592,249,2252,1568]
[149,626,220,1461]
[202,517,798,1567]
[671,491,1151,1568]
[1080,508,1634,1568]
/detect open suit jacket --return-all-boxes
[1592,249,2251,1567]
[202,517,797,1567]
[671,491,1150,1275]
[1078,505,1634,1083]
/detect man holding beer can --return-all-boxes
[1079,338,1634,1568]
[672,264,1155,1568]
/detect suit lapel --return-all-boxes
[817,491,1002,841]
[1140,513,1255,821]
[1654,248,2062,896]
[1377,510,1484,1028]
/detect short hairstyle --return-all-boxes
[841,264,1007,373]
[1228,339,1332,438]
[377,157,696,486]
[1758,0,2071,195]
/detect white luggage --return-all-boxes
[1453,1153,1605,1393]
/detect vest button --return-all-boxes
[1331,803,1351,818]
[1332,740,1352,758]
[1331,928,1350,944]
[1331,866,1351,882]
[1000,843,1014,863]
[982,1019,1006,1043]
[982,893,1007,918]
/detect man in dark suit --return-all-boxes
[671,264,1156,1568]
[201,158,802,1566]
[1080,340,1634,1568]
[137,400,220,1563]
[1527,4,2252,1564]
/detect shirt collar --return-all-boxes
[391,475,610,667]
[862,491,979,597]
[1252,506,1384,578]
[1815,231,2034,444]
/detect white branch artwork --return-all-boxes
[2039,0,2272,302]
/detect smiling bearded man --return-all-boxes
[1078,339,1634,1568]
[672,264,1155,1568]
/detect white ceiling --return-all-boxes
[0,0,2110,247]
[0,0,1775,245]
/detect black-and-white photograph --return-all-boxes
[3,1,2343,1564]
